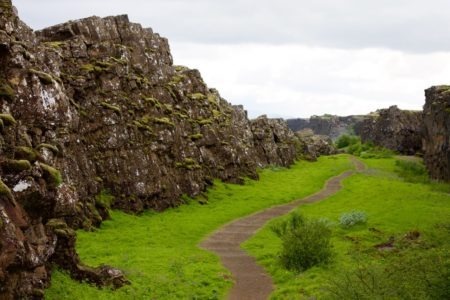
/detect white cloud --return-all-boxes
[171,43,450,118]
[11,0,450,118]
[14,0,450,52]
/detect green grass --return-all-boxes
[243,158,450,299]
[46,155,352,299]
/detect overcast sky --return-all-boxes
[13,0,450,118]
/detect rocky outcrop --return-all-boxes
[0,1,302,298]
[287,115,368,140]
[355,106,422,155]
[295,129,337,161]
[423,86,450,181]
[250,116,297,167]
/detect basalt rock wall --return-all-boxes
[287,115,368,140]
[355,106,422,155]
[0,1,300,298]
[423,86,450,181]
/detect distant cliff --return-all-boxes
[0,1,304,298]
[287,115,368,140]
[355,106,422,155]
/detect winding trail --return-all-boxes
[200,157,366,300]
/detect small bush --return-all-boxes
[335,135,360,149]
[271,213,333,272]
[339,211,367,228]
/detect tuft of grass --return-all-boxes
[243,157,450,299]
[45,155,352,299]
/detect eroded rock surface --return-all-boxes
[287,115,368,140]
[355,106,422,155]
[423,86,450,181]
[295,129,337,161]
[0,1,303,298]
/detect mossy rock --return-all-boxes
[95,189,115,209]
[2,159,32,172]
[14,146,38,162]
[36,143,59,154]
[0,179,13,200]
[0,113,16,126]
[43,41,66,49]
[189,133,203,141]
[100,102,121,114]
[40,163,62,187]
[29,69,54,84]
[0,82,15,101]
[175,158,202,170]
[153,117,175,127]
[143,97,162,108]
[188,93,207,101]
[197,118,213,126]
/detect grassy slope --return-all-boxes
[46,155,352,299]
[242,158,450,299]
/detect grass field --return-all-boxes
[45,155,352,299]
[243,157,450,299]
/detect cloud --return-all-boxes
[11,0,450,118]
[13,0,450,52]
[171,43,450,118]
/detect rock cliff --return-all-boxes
[287,115,367,140]
[0,1,301,298]
[355,106,422,155]
[423,86,450,181]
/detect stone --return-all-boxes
[355,106,422,155]
[423,86,450,181]
[0,1,307,297]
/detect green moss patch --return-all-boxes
[0,113,16,125]
[100,102,121,114]
[2,159,32,172]
[40,163,63,187]
[95,189,115,210]
[29,69,55,84]
[0,82,15,101]
[188,93,207,101]
[0,179,13,200]
[36,143,59,154]
[14,146,38,162]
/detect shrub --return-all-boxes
[339,211,367,228]
[335,135,360,149]
[271,213,333,272]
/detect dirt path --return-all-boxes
[200,157,366,300]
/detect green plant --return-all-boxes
[339,211,367,228]
[335,135,360,149]
[271,213,333,272]
[95,189,115,210]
